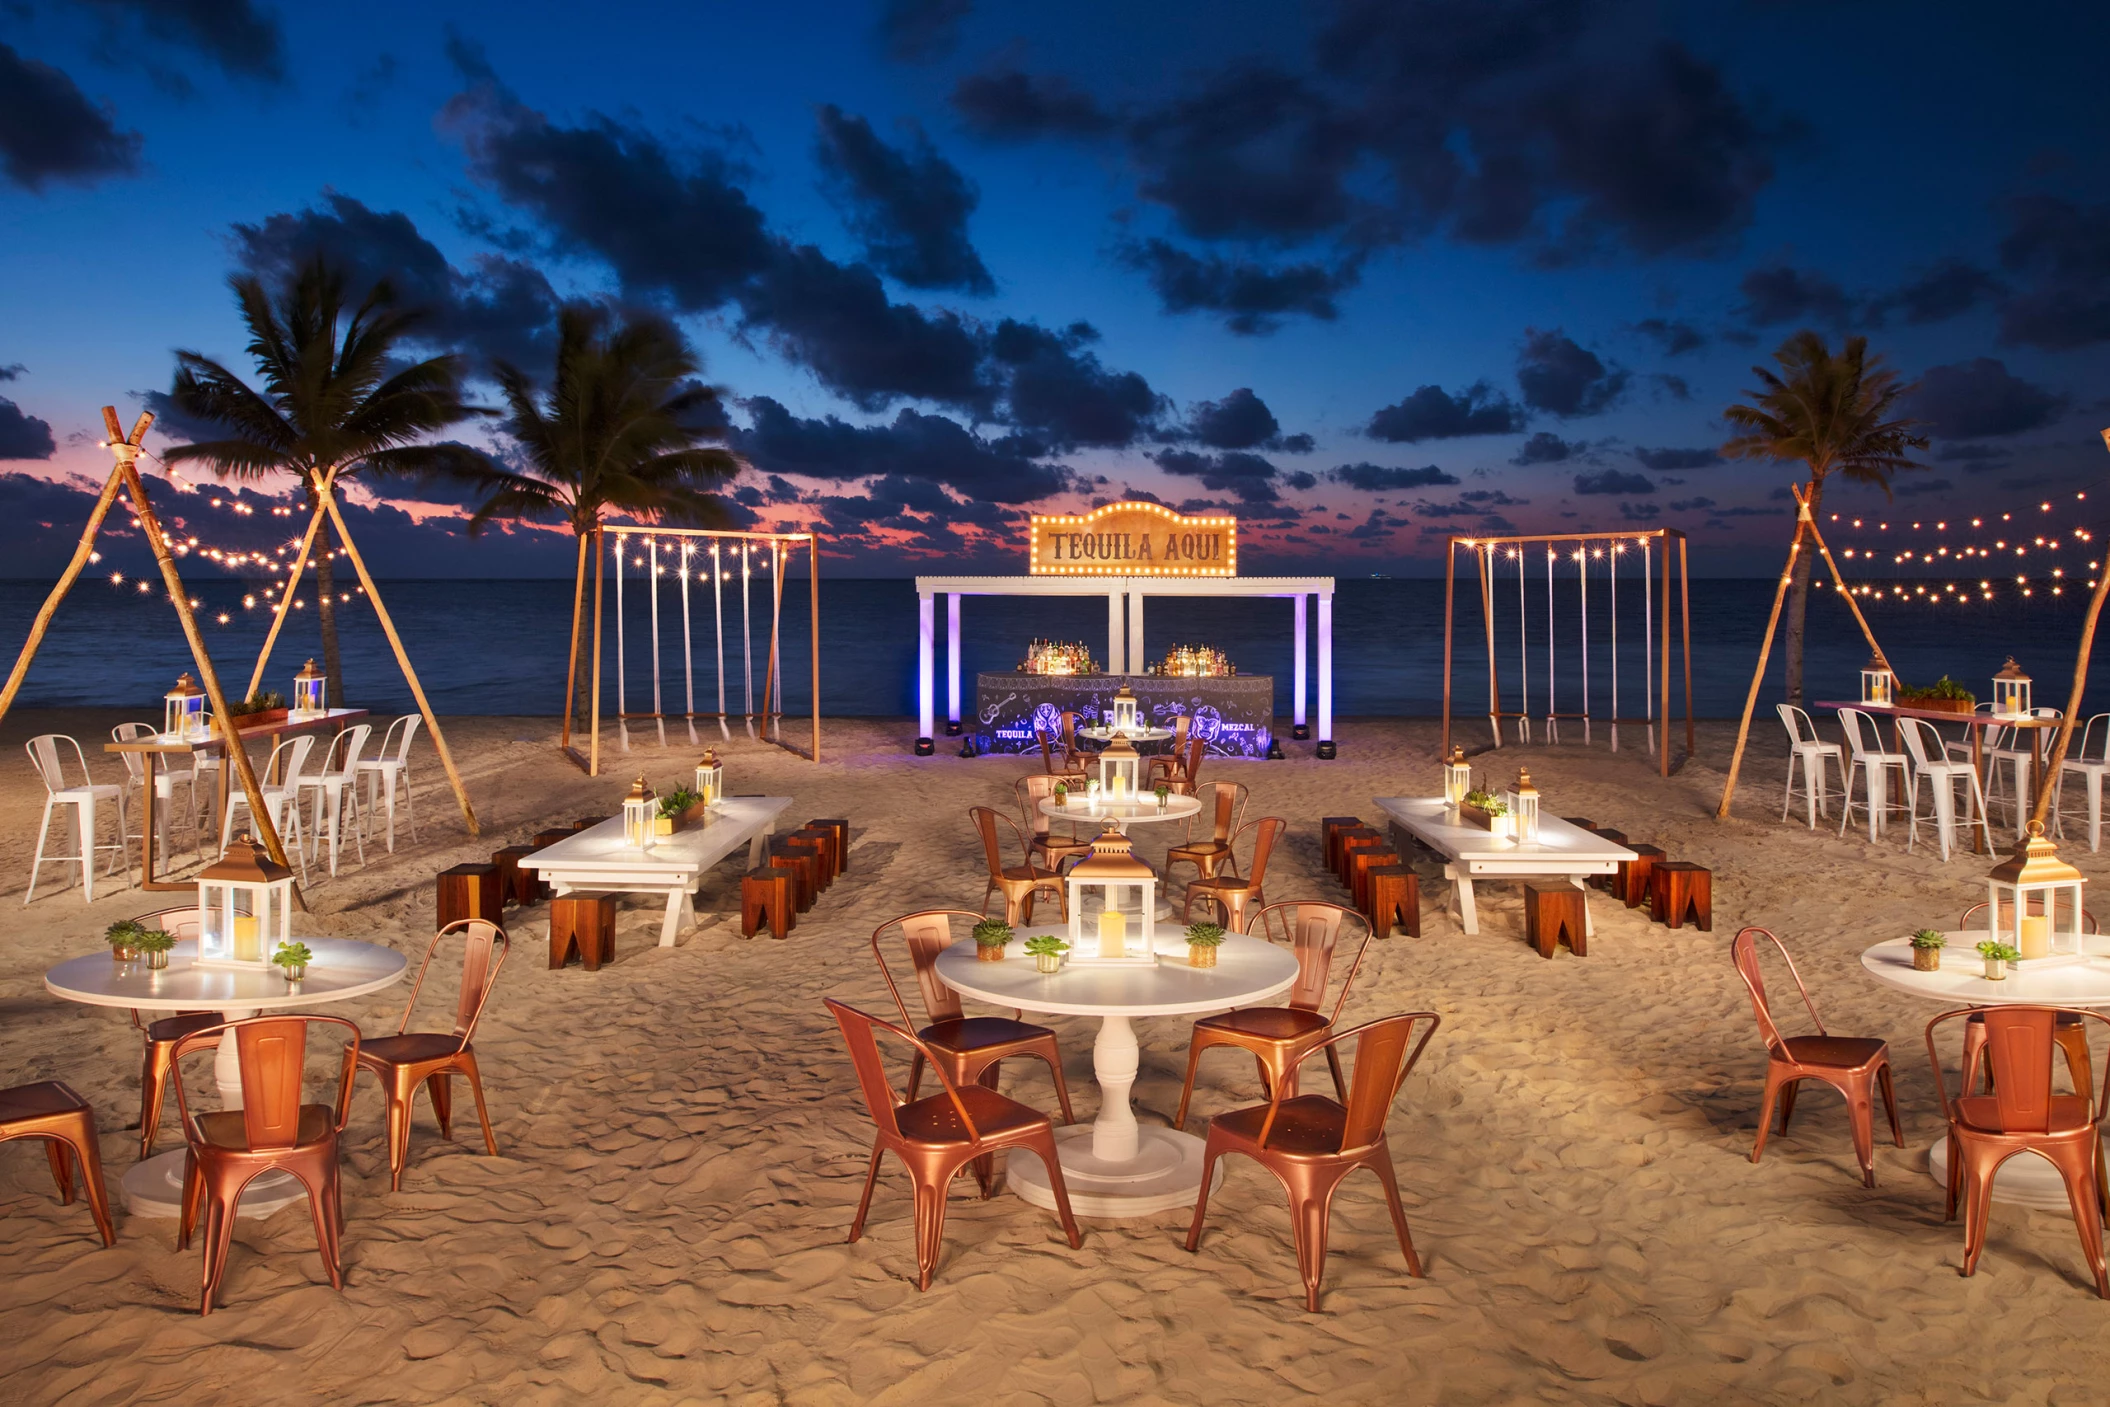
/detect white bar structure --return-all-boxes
[1292,594,1308,737]
[917,590,936,749]
[1316,588,1334,751]
[1126,592,1145,678]
[1106,592,1125,675]
[946,592,961,732]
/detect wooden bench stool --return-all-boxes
[490,845,542,906]
[1524,880,1588,958]
[573,815,609,831]
[806,818,849,877]
[1321,817,1364,873]
[1347,846,1400,913]
[531,828,574,851]
[1562,817,1599,831]
[783,829,837,892]
[1365,865,1421,939]
[741,868,796,939]
[1617,843,1667,909]
[769,840,820,912]
[437,863,503,932]
[1650,862,1713,931]
[1589,830,1630,890]
[1335,828,1383,886]
[551,893,619,969]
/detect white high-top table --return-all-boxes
[45,937,407,1218]
[521,797,792,946]
[1373,796,1635,935]
[1039,793,1202,832]
[934,928,1298,1217]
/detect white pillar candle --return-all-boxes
[1098,908,1126,959]
[2019,913,2051,961]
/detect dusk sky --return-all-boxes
[3,0,2109,578]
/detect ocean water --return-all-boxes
[3,576,2107,723]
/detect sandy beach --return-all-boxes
[0,710,2105,1406]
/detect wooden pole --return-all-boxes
[560,530,588,754]
[589,527,605,778]
[1440,537,1457,757]
[245,481,333,699]
[319,491,480,835]
[808,533,821,763]
[0,464,126,730]
[1680,533,1696,760]
[2030,428,2110,829]
[1717,513,1808,818]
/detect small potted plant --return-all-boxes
[1024,934,1070,973]
[106,918,148,962]
[1154,782,1171,810]
[272,940,314,983]
[1184,920,1227,968]
[1053,781,1068,808]
[655,786,700,836]
[134,928,176,970]
[1976,938,2018,981]
[1909,930,1946,972]
[972,919,1014,962]
[1460,789,1510,831]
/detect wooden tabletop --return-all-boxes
[1813,701,2059,729]
[104,707,369,754]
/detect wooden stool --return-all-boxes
[550,894,618,970]
[531,828,574,851]
[741,868,795,939]
[1347,846,1400,913]
[437,863,503,932]
[573,815,609,831]
[806,819,849,877]
[1589,830,1630,890]
[1617,843,1667,909]
[1563,817,1599,831]
[1366,865,1421,939]
[783,829,836,891]
[1321,817,1364,873]
[1650,862,1713,931]
[1524,880,1588,958]
[769,841,819,912]
[1335,828,1383,885]
[490,845,542,906]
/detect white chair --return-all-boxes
[1837,708,1912,843]
[1775,704,1845,828]
[300,725,371,877]
[112,721,203,858]
[1897,718,1993,862]
[354,714,422,852]
[1942,702,2000,765]
[222,735,312,882]
[24,734,129,904]
[2055,713,2110,852]
[1987,708,2062,837]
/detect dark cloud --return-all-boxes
[1907,358,2066,439]
[1667,496,1714,512]
[78,0,284,80]
[1120,240,1359,334]
[231,194,560,369]
[1511,431,1581,465]
[1633,446,1719,471]
[1327,462,1459,492]
[1152,449,1281,503]
[1366,382,1526,442]
[1736,264,1855,326]
[1347,507,1413,537]
[1633,317,1705,355]
[1708,505,1788,518]
[1937,442,2010,468]
[1458,489,1527,507]
[875,0,971,62]
[0,43,143,191]
[1893,477,1954,498]
[0,364,22,381]
[1650,372,1692,401]
[733,396,1067,503]
[990,320,1163,449]
[1996,195,2110,350]
[1871,259,2001,326]
[950,68,1116,139]
[1516,329,1627,418]
[1620,501,1661,521]
[813,106,993,294]
[1574,468,1655,495]
[1182,388,1312,452]
[0,397,56,460]
[1283,470,1317,491]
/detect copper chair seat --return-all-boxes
[359,1033,470,1065]
[0,1079,116,1246]
[1207,1094,1350,1157]
[147,1011,223,1045]
[921,1015,1062,1055]
[194,1104,334,1150]
[0,1080,98,1121]
[1956,1092,2094,1133]
[1196,1006,1331,1043]
[1778,1034,1889,1070]
[895,1084,1051,1144]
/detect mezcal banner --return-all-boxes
[1028,501,1238,576]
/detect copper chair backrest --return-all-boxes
[871,910,981,1026]
[1729,926,1827,1059]
[395,919,510,1041]
[1961,901,2100,934]
[1241,817,1287,888]
[1250,901,1373,1019]
[826,998,982,1145]
[1926,1005,2110,1133]
[969,806,1024,877]
[1179,732,1206,787]
[1035,726,1062,773]
[1263,1012,1440,1153]
[1060,712,1081,760]
[171,1015,360,1150]
[1017,774,1062,837]
[1205,781,1248,844]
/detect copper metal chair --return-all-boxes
[1731,926,1904,1187]
[1036,720,1087,780]
[1153,731,1208,796]
[971,806,1067,924]
[351,919,509,1190]
[0,1080,115,1246]
[1186,1011,1440,1311]
[1960,901,2097,1096]
[1183,817,1285,933]
[1174,901,1372,1130]
[1147,715,1194,787]
[128,906,215,1159]
[827,998,1084,1289]
[1927,1005,2110,1296]
[1164,781,1249,888]
[173,1014,360,1314]
[1016,775,1092,874]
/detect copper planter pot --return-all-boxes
[1188,944,1219,968]
[1912,947,1942,972]
[976,943,1007,962]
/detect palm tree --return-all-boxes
[164,257,490,705]
[459,302,740,721]
[1722,331,1928,707]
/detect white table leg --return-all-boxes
[1091,1015,1139,1161]
[1570,876,1595,936]
[77,796,95,903]
[748,827,772,867]
[1446,863,1480,934]
[659,888,694,947]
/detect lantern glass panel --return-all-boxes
[695,758,723,807]
[1442,753,1472,808]
[1861,665,1894,707]
[1507,789,1540,843]
[199,881,231,962]
[294,677,325,715]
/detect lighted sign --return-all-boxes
[1028,501,1237,577]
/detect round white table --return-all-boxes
[46,937,408,1218]
[1076,726,1175,745]
[934,929,1298,1217]
[1862,932,2110,1208]
[1039,793,1202,832]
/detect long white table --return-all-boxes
[1373,796,1636,935]
[521,797,793,946]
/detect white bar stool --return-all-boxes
[1775,703,1844,828]
[24,734,130,904]
[1898,718,1993,861]
[1837,708,1912,843]
[2055,713,2110,852]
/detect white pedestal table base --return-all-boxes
[1926,1135,2109,1210]
[121,1149,309,1220]
[1009,1125,1221,1218]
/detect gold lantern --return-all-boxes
[1993,658,2031,718]
[1098,732,1143,797]
[1860,654,1895,707]
[1505,768,1541,844]
[196,832,294,971]
[1986,821,2086,959]
[1065,828,1158,965]
[621,776,658,851]
[291,658,325,717]
[164,673,206,740]
[1110,684,1141,734]
[695,749,724,807]
[1442,746,1473,808]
